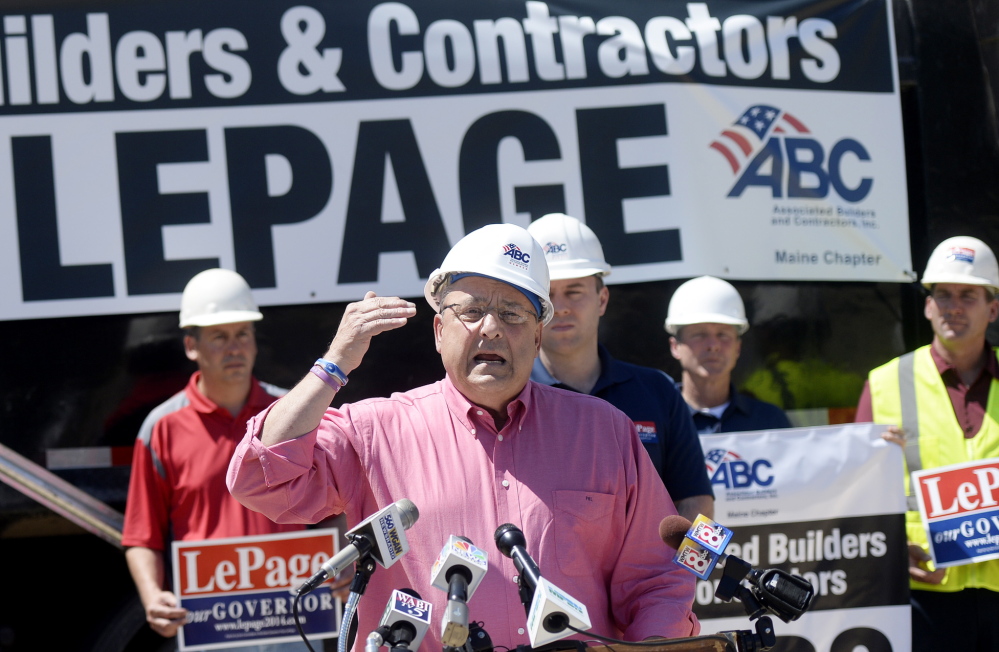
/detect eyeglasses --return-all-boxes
[440,302,539,326]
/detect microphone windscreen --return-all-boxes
[494,523,526,557]
[395,499,420,530]
[659,514,693,549]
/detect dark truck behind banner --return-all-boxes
[0,0,909,322]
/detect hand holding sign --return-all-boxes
[908,543,945,584]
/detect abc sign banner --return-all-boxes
[913,459,999,568]
[171,529,341,650]
[695,424,910,652]
[0,0,909,322]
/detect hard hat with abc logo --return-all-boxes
[423,223,554,325]
[526,213,611,281]
[921,235,999,293]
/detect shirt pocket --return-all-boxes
[552,489,617,577]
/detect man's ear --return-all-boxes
[433,314,444,354]
[668,336,680,360]
[183,335,199,362]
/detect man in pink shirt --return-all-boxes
[228,224,699,651]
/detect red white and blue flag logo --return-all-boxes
[503,242,531,268]
[704,447,743,474]
[710,104,810,175]
[947,247,975,264]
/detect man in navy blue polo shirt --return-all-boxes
[528,214,714,521]
[666,276,792,435]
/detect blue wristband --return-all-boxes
[313,358,348,388]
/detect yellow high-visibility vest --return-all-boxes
[870,345,999,592]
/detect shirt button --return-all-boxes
[476,410,483,415]
[470,429,476,435]
[513,574,519,583]
[498,435,504,441]
[502,480,510,488]
[518,628,525,635]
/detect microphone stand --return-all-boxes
[715,557,777,652]
[338,555,379,652]
[516,575,534,620]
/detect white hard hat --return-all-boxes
[921,236,999,292]
[665,276,749,335]
[526,213,611,281]
[179,268,263,328]
[424,223,554,325]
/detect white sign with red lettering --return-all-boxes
[913,458,999,568]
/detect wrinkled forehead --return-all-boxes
[443,275,533,308]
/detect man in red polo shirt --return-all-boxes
[122,268,302,644]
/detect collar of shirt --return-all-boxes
[184,371,271,419]
[529,344,632,395]
[591,343,634,394]
[441,374,531,436]
[929,344,999,386]
[679,382,744,416]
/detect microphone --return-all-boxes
[658,514,693,550]
[298,499,419,595]
[494,524,542,596]
[430,535,489,648]
[374,588,433,651]
[665,513,814,623]
[494,523,591,647]
[665,514,733,580]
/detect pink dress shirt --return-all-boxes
[228,377,699,651]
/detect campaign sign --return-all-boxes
[171,529,341,650]
[913,459,999,567]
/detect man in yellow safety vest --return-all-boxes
[856,235,999,651]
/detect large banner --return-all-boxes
[0,0,910,321]
[695,424,910,651]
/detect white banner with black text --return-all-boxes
[0,0,911,321]
[695,423,910,652]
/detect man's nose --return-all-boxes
[225,337,246,352]
[939,298,962,314]
[477,310,504,337]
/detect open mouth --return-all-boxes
[474,353,506,364]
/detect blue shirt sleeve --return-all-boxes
[655,375,715,501]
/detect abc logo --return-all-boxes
[730,137,872,202]
[694,524,722,547]
[504,248,531,263]
[680,548,709,573]
[710,458,774,489]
